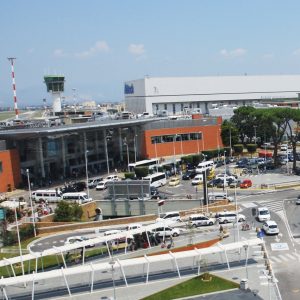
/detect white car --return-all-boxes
[152,226,180,237]
[191,174,203,185]
[188,214,215,227]
[64,236,95,248]
[262,220,279,235]
[156,211,181,222]
[96,180,108,190]
[257,207,271,222]
[217,212,246,224]
[215,174,236,181]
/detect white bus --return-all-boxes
[62,192,92,204]
[143,172,167,188]
[196,161,214,174]
[31,189,62,203]
[128,159,159,172]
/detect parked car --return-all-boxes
[240,179,252,189]
[215,173,236,181]
[169,177,180,186]
[192,174,203,185]
[229,179,242,188]
[151,193,168,200]
[72,181,86,192]
[88,178,103,188]
[296,195,300,205]
[95,181,109,190]
[207,178,222,187]
[156,211,181,222]
[188,214,215,227]
[182,170,197,180]
[64,236,95,248]
[262,220,279,235]
[152,226,180,237]
[217,212,246,224]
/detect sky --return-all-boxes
[1,0,300,107]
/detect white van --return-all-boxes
[31,189,62,203]
[196,161,214,174]
[156,211,181,222]
[217,212,246,224]
[208,192,233,202]
[192,174,203,185]
[62,192,92,204]
[257,207,271,222]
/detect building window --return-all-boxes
[181,104,184,112]
[173,104,176,114]
[0,161,2,173]
[164,104,167,110]
[155,104,159,111]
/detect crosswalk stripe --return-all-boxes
[277,254,289,261]
[270,256,281,263]
[286,254,297,260]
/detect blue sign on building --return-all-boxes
[124,84,134,94]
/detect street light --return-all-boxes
[133,134,138,163]
[229,126,232,158]
[109,259,116,299]
[84,150,90,199]
[123,139,130,172]
[26,169,36,237]
[223,150,227,192]
[13,198,25,278]
[105,134,110,175]
[154,137,159,173]
[173,135,176,169]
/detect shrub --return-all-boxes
[233,144,244,155]
[246,144,258,156]
[124,172,135,180]
[134,167,149,179]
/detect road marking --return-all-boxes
[242,202,257,208]
[277,254,289,261]
[271,243,289,251]
[286,254,297,260]
[269,256,282,263]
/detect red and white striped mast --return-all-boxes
[7,57,19,119]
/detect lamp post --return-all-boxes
[173,135,176,169]
[154,138,159,172]
[26,169,36,237]
[217,130,220,161]
[13,198,25,278]
[109,259,116,299]
[124,139,130,172]
[223,150,227,192]
[84,150,90,199]
[105,134,110,175]
[229,126,232,158]
[133,134,137,163]
[202,131,205,152]
[197,132,200,155]
[178,134,183,157]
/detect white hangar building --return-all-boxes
[124,75,300,115]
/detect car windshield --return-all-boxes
[269,225,277,229]
[260,210,269,215]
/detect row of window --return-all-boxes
[151,132,202,144]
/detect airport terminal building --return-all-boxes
[124,75,300,115]
[0,116,222,192]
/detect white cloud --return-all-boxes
[292,48,300,56]
[75,40,110,58]
[53,49,66,57]
[220,48,247,58]
[128,44,145,56]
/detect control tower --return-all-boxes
[44,75,65,113]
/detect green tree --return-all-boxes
[54,201,83,222]
[134,167,149,179]
[246,144,257,157]
[254,108,288,166]
[231,106,257,143]
[233,144,244,156]
[221,120,239,152]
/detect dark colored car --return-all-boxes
[151,193,168,200]
[207,178,222,187]
[182,170,197,180]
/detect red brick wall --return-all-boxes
[0,149,21,193]
[142,123,223,159]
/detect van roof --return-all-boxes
[32,189,58,193]
[258,207,269,211]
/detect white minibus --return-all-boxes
[62,192,92,204]
[196,161,214,173]
[31,189,62,203]
[143,172,167,188]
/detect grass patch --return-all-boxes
[141,274,239,300]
